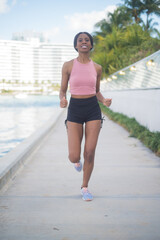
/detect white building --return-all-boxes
[0,38,77,83]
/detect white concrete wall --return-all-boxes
[103,88,160,132]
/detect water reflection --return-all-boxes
[0,95,59,158]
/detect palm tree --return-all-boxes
[123,24,149,46]
[123,0,144,23]
[110,6,132,27]
[94,19,112,37]
[92,0,160,77]
[142,17,159,32]
[141,0,160,29]
[92,27,127,76]
[93,6,132,37]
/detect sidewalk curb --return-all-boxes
[0,108,65,190]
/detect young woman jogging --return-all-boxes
[59,32,112,201]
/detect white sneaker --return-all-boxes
[81,187,93,201]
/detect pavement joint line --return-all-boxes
[0,194,160,199]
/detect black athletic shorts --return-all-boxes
[65,96,104,126]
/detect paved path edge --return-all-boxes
[0,108,64,190]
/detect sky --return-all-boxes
[0,0,160,44]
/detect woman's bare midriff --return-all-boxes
[71,94,96,99]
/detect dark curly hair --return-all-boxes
[73,32,93,52]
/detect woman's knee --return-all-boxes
[68,152,80,163]
[84,149,95,163]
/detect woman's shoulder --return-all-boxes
[62,59,75,73]
[92,61,102,74]
[63,59,75,71]
[63,59,75,67]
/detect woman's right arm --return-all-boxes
[59,62,69,108]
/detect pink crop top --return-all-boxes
[69,58,97,95]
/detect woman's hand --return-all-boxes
[102,98,112,107]
[60,96,68,108]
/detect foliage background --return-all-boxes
[91,0,160,78]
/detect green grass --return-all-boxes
[99,103,160,157]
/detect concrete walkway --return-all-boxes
[0,110,160,240]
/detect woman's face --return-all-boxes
[76,33,92,52]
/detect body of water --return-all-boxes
[0,94,60,158]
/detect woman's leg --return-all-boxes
[82,120,101,188]
[66,121,83,163]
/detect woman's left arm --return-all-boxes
[95,63,112,107]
